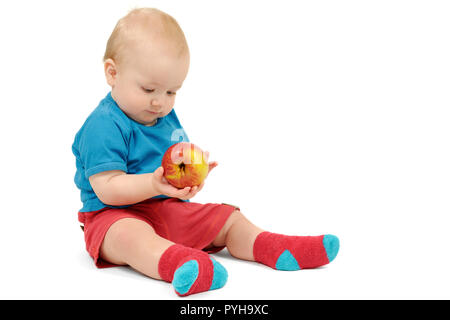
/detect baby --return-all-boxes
[72,8,339,297]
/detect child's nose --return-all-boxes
[151,93,169,108]
[151,97,164,109]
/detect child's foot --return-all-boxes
[173,256,227,296]
[158,244,228,297]
[253,232,339,270]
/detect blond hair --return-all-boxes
[103,8,189,64]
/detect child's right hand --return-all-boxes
[151,166,200,200]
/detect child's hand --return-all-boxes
[152,156,218,201]
[203,151,219,175]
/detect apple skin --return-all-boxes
[161,142,209,189]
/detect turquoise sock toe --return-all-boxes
[323,234,340,262]
[172,260,199,295]
[275,250,301,271]
[172,258,228,295]
[209,258,228,290]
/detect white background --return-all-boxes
[0,0,449,299]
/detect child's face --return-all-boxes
[106,44,190,126]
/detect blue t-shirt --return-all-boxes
[72,92,189,212]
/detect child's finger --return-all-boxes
[177,187,193,200]
[184,186,198,199]
[161,176,170,184]
[196,182,204,193]
[180,186,191,196]
[209,161,218,170]
[154,167,165,181]
[188,186,197,195]
[206,162,218,177]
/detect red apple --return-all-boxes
[161,142,209,189]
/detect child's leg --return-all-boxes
[100,217,173,279]
[211,210,339,270]
[211,210,264,261]
[100,218,227,296]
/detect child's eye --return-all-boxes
[142,87,155,93]
[167,91,176,96]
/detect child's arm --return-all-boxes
[89,170,162,206]
[88,164,216,206]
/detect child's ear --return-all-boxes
[104,58,117,87]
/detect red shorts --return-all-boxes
[78,198,237,268]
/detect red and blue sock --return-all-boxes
[253,232,339,270]
[158,244,228,297]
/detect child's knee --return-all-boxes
[212,209,245,247]
[101,218,156,261]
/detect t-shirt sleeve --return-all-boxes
[77,114,128,178]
